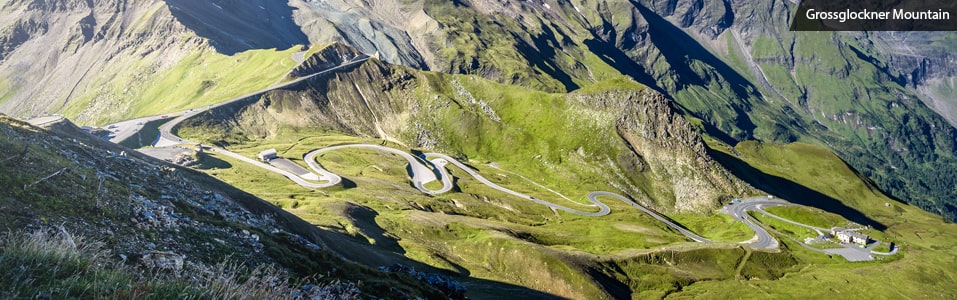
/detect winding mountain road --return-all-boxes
[733,200,900,260]
[298,146,725,244]
[422,152,610,216]
[154,55,371,147]
[101,54,369,187]
[720,198,793,249]
[303,144,453,194]
[99,51,897,257]
[205,146,334,188]
[98,48,718,246]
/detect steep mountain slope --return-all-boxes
[3,0,953,220]
[289,0,435,69]
[714,2,957,220]
[204,0,957,223]
[0,0,304,125]
[0,0,438,125]
[873,32,957,125]
[163,0,308,55]
[677,140,957,299]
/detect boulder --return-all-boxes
[138,251,184,271]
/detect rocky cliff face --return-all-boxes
[872,32,957,127]
[0,114,340,278]
[188,58,416,145]
[163,0,309,55]
[578,89,755,211]
[290,0,436,70]
[288,43,365,78]
[0,0,435,123]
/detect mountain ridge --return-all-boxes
[2,0,955,221]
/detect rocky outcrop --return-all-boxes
[194,58,418,143]
[573,89,756,211]
[288,43,365,78]
[187,59,753,213]
[410,0,957,220]
[138,251,185,271]
[291,0,434,69]
[163,0,309,55]
[3,0,954,219]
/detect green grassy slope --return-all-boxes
[61,46,304,125]
[171,61,957,298]
[671,140,957,298]
[171,58,774,298]
[762,206,851,229]
[411,0,957,223]
[185,133,788,299]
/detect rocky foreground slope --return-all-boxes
[0,114,464,298]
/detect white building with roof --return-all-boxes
[257,149,278,161]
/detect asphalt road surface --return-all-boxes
[99,54,370,147]
[720,197,786,249]
[302,147,710,243]
[269,158,320,181]
[746,201,900,260]
[26,116,65,127]
[590,191,711,242]
[206,147,334,188]
[424,152,609,216]
[104,55,370,188]
[304,144,453,194]
[750,204,828,232]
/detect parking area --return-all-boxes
[823,246,874,262]
[139,147,193,162]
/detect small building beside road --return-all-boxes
[831,228,869,246]
[257,149,278,161]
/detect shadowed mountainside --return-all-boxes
[163,0,309,55]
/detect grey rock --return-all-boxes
[138,251,184,271]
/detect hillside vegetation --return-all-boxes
[175,57,957,298]
[414,0,957,222]
[1,0,955,223]
[0,229,353,299]
[179,58,755,214]
[669,140,957,298]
